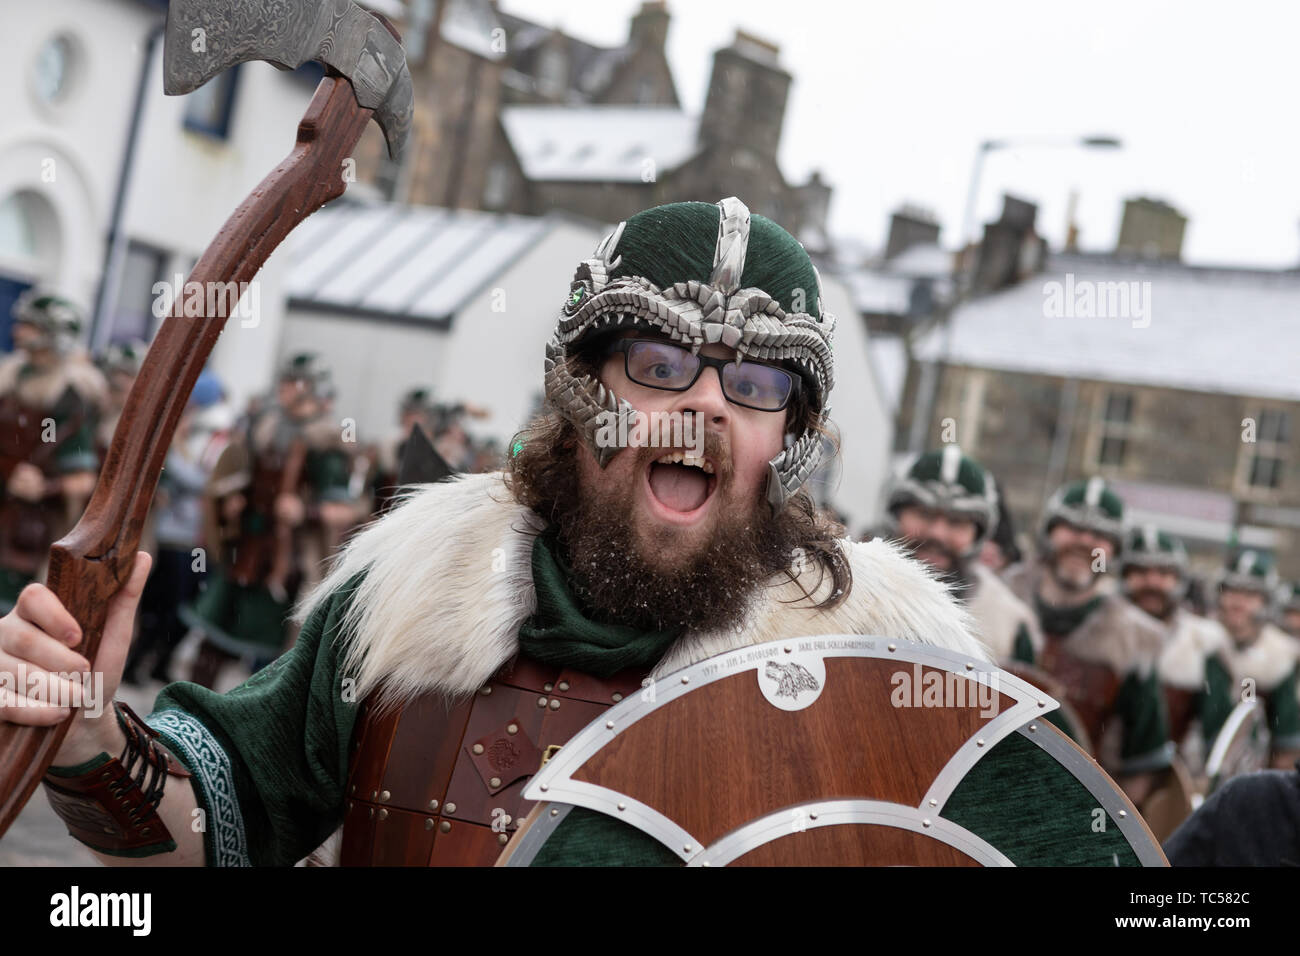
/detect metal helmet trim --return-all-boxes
[542,197,835,511]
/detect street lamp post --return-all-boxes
[908,135,1123,455]
[960,135,1122,252]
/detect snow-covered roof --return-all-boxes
[501,106,698,181]
[886,243,954,279]
[842,269,914,315]
[439,0,506,61]
[285,202,552,321]
[913,252,1300,402]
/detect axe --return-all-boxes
[0,0,413,838]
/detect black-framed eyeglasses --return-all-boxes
[607,339,801,412]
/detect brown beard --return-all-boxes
[505,412,850,633]
[1047,544,1101,594]
[1129,587,1176,621]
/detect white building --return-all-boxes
[0,0,327,409]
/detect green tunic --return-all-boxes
[137,533,1152,867]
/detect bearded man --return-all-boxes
[1119,525,1233,772]
[1004,478,1172,803]
[1213,550,1300,769]
[884,446,1040,666]
[1,198,985,866]
[1277,583,1300,641]
[0,291,107,613]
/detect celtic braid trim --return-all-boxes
[146,709,251,867]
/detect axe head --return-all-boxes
[163,0,412,160]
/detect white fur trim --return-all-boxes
[1223,622,1300,693]
[0,351,108,410]
[1157,609,1230,690]
[1002,562,1164,675]
[965,562,1041,662]
[652,536,992,678]
[293,472,544,711]
[295,473,989,708]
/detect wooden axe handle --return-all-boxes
[0,74,374,839]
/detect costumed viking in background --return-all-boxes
[884,446,1041,666]
[1119,525,1234,774]
[0,290,107,612]
[1213,550,1300,768]
[1003,477,1173,803]
[181,353,369,689]
[17,198,992,866]
[1276,582,1300,640]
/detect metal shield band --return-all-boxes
[500,635,1162,867]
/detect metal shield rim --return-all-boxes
[519,634,1059,865]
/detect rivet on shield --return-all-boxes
[888,644,896,652]
[605,720,614,729]
[681,676,690,684]
[922,819,932,828]
[618,802,626,811]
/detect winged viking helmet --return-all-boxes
[541,197,836,512]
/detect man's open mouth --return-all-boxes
[645,451,718,515]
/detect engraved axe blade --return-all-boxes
[163,0,412,160]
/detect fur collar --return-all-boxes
[964,562,1041,662]
[0,352,107,410]
[294,472,990,711]
[1157,608,1230,690]
[1004,561,1165,676]
[1223,622,1300,692]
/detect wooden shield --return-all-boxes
[1001,661,1095,755]
[498,636,1166,867]
[1137,756,1197,843]
[1205,698,1269,793]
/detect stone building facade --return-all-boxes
[906,251,1300,576]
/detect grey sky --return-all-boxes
[503,0,1300,268]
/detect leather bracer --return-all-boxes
[42,702,191,857]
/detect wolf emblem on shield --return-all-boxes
[764,660,821,700]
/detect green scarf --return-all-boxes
[1034,592,1103,638]
[517,528,682,678]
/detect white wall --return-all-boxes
[279,218,603,445]
[0,0,317,412]
[0,0,148,301]
[814,275,894,533]
[436,219,602,444]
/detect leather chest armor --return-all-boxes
[1038,634,1121,753]
[340,654,646,866]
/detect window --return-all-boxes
[1094,390,1134,467]
[183,65,240,139]
[1245,408,1289,491]
[108,242,167,345]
